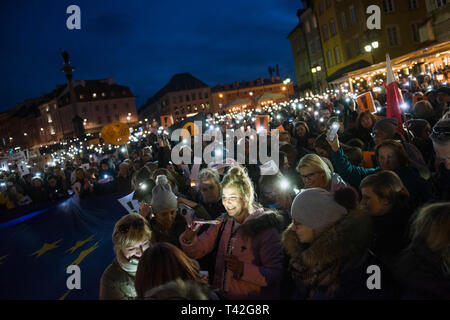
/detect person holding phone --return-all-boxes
[180,165,283,300]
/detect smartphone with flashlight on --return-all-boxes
[328,122,340,142]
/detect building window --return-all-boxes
[312,16,317,28]
[355,37,362,55]
[345,42,352,60]
[341,12,348,30]
[322,25,329,40]
[205,92,209,98]
[383,0,394,13]
[107,116,111,123]
[411,23,420,42]
[326,0,332,8]
[115,114,119,121]
[104,105,109,113]
[173,97,177,104]
[111,91,115,97]
[319,1,324,14]
[408,0,419,9]
[349,6,357,24]
[305,21,311,33]
[186,95,190,102]
[82,107,87,113]
[98,116,102,124]
[387,26,400,46]
[327,50,333,67]
[330,19,336,36]
[95,105,99,111]
[179,96,183,103]
[198,92,203,99]
[113,104,117,109]
[335,47,341,64]
[101,92,106,97]
[191,93,196,100]
[80,94,84,99]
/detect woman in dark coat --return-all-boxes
[359,171,413,264]
[393,202,450,300]
[146,175,210,248]
[282,187,398,300]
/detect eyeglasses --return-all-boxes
[117,219,145,234]
[301,172,319,180]
[431,126,450,139]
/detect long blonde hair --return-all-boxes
[221,165,257,213]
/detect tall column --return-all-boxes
[60,50,85,139]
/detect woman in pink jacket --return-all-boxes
[180,165,284,300]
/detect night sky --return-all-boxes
[0,0,303,113]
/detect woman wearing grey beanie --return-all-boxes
[147,175,210,248]
[281,187,397,299]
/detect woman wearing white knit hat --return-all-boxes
[148,175,210,248]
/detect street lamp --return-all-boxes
[365,41,379,64]
[311,65,322,94]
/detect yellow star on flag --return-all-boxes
[30,239,62,258]
[65,235,95,254]
[68,242,99,267]
[0,255,9,265]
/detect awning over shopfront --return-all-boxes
[330,40,450,85]
[326,60,371,83]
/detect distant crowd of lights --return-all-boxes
[2,68,449,174]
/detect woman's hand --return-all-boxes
[183,221,202,243]
[326,130,340,153]
[139,202,152,218]
[224,254,244,277]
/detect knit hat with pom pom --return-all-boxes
[151,175,178,213]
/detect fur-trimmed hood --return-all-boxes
[281,209,373,293]
[223,208,283,238]
[232,208,284,238]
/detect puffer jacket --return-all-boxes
[281,210,399,300]
[180,208,284,300]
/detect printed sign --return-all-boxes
[256,115,269,133]
[160,115,174,130]
[356,92,376,113]
[101,122,130,145]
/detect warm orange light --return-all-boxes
[219,93,223,98]
[282,86,286,91]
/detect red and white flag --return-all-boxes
[385,54,405,136]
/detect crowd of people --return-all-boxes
[1,78,449,300]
